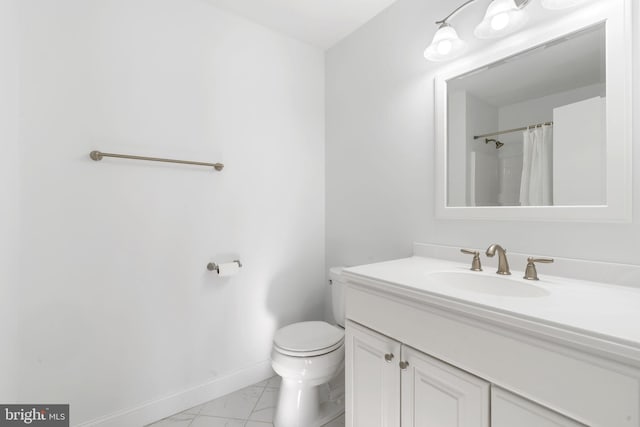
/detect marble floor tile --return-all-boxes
[182,404,204,416]
[322,414,346,427]
[198,386,263,419]
[189,415,245,427]
[148,375,343,427]
[146,411,196,427]
[265,376,281,389]
[248,388,278,423]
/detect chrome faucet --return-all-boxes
[485,244,511,275]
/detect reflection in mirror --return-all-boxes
[446,24,605,207]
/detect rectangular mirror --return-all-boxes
[435,1,631,222]
[447,25,605,208]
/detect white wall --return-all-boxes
[554,96,606,205]
[326,0,640,276]
[466,94,499,206]
[9,0,325,425]
[447,90,467,207]
[0,0,20,400]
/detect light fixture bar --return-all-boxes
[517,0,533,9]
[435,0,478,25]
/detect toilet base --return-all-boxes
[274,379,318,427]
[273,377,345,427]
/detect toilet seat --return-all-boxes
[274,321,345,357]
[274,340,344,357]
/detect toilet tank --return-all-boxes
[329,267,346,327]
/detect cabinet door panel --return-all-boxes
[401,345,489,427]
[492,387,587,427]
[346,320,401,427]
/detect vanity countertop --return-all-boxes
[343,256,640,364]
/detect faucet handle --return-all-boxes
[523,257,554,281]
[460,249,482,271]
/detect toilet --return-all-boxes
[271,267,346,427]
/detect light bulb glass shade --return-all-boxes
[540,0,589,10]
[474,0,528,39]
[424,24,468,62]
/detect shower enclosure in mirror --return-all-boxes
[434,0,631,222]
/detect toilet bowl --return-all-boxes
[271,267,346,427]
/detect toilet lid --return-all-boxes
[274,321,344,356]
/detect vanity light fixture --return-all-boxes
[425,0,589,62]
[424,0,476,62]
[424,23,468,61]
[474,0,531,39]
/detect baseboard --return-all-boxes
[75,360,275,427]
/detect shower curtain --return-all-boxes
[519,125,553,206]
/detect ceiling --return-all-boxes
[203,0,399,49]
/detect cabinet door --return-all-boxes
[492,387,587,427]
[401,345,489,427]
[346,320,401,427]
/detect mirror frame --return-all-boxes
[434,0,632,222]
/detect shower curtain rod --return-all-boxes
[473,121,553,140]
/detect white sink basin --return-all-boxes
[427,271,550,298]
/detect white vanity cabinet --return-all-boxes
[401,342,490,427]
[346,320,490,427]
[346,321,401,427]
[346,318,597,427]
[492,387,586,427]
[343,259,640,427]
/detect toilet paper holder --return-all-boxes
[207,260,242,273]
